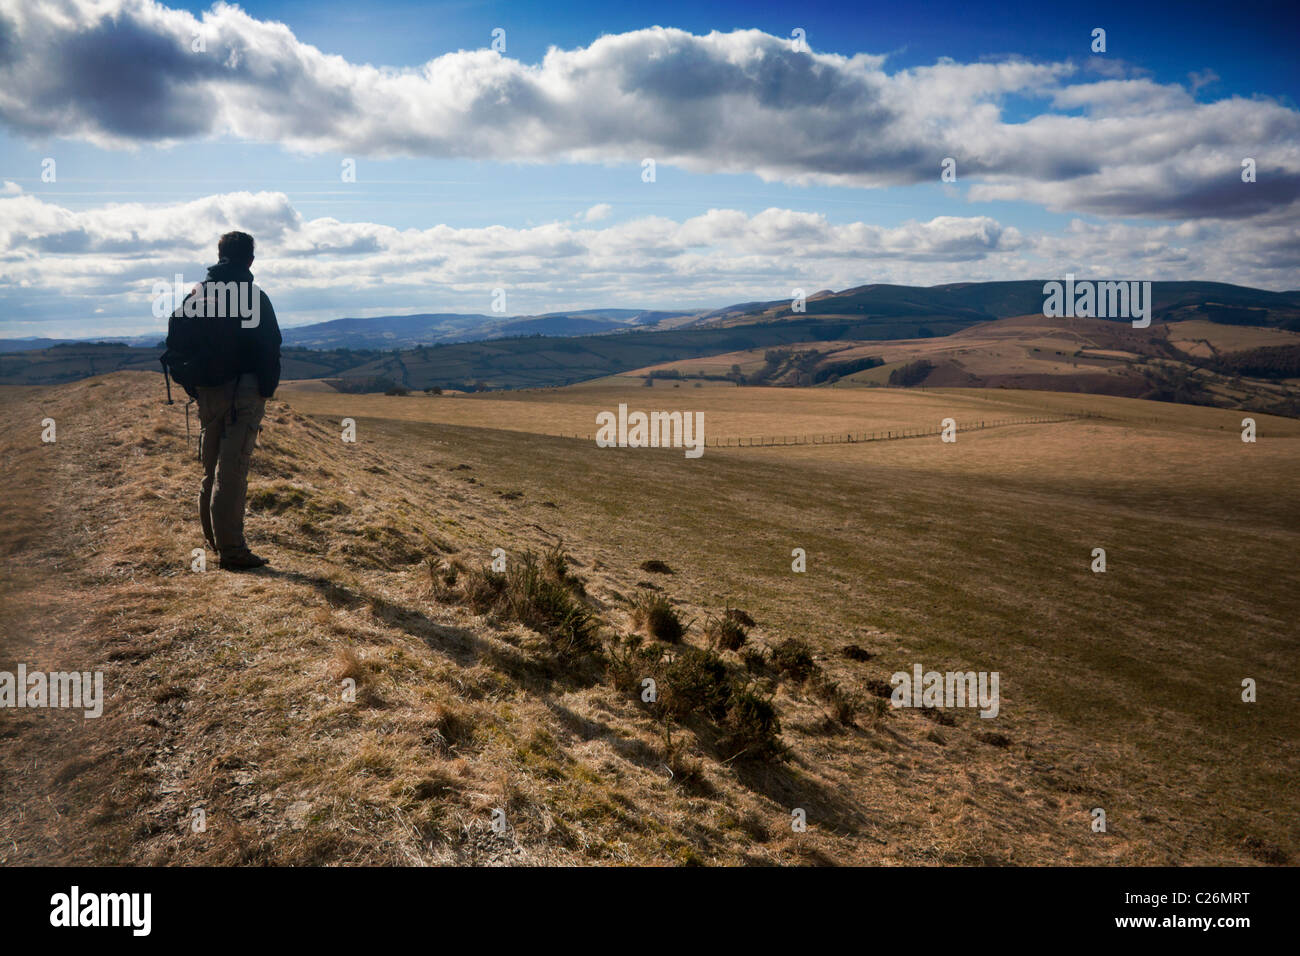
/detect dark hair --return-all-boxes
[217,231,255,264]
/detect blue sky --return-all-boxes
[228,0,1300,93]
[1,0,1298,337]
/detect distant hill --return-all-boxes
[0,335,161,352]
[0,308,695,356]
[280,308,691,350]
[0,342,377,388]
[4,280,1298,394]
[689,280,1300,330]
[325,315,968,392]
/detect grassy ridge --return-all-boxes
[2,373,1295,865]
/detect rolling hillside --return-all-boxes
[623,314,1300,418]
[2,373,1296,865]
[4,281,1299,401]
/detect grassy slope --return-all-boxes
[1,372,1296,865]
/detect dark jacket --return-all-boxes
[167,259,282,398]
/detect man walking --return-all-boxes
[167,231,282,570]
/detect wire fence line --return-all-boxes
[553,410,1113,447]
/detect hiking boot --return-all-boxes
[219,551,269,571]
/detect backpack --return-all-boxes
[160,283,243,398]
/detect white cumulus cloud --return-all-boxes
[0,1,1296,221]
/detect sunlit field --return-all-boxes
[7,373,1291,866]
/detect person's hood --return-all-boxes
[206,258,254,283]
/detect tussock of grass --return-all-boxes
[331,647,366,683]
[863,678,895,699]
[247,485,309,513]
[343,523,425,566]
[630,592,686,642]
[1240,835,1289,865]
[663,743,713,796]
[426,702,479,756]
[810,673,859,727]
[704,611,748,651]
[770,638,816,683]
[725,608,756,628]
[922,707,956,727]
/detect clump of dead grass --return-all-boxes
[704,609,748,651]
[629,592,687,642]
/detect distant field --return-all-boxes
[1165,319,1300,357]
[278,381,1154,442]
[280,378,1300,445]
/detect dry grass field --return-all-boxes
[280,379,1105,442]
[1,371,1296,866]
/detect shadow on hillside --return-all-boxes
[368,595,491,667]
[729,750,879,842]
[260,567,490,667]
[542,696,614,742]
[537,690,879,829]
[260,567,873,837]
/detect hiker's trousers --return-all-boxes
[196,374,266,557]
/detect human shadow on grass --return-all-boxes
[259,566,487,667]
[260,566,606,691]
